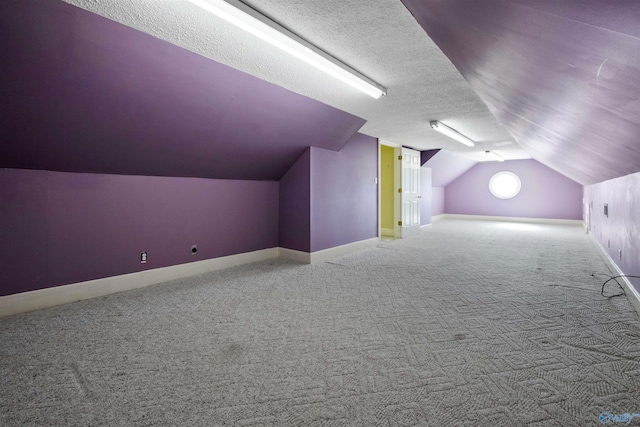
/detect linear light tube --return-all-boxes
[429,121,475,147]
[485,150,505,161]
[188,0,387,99]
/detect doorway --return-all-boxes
[380,144,395,238]
[379,142,422,239]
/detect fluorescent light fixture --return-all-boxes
[429,121,475,147]
[485,150,505,162]
[188,0,387,99]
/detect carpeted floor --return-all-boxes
[1,219,639,426]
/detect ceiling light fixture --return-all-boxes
[187,0,387,99]
[429,121,475,147]
[485,150,505,162]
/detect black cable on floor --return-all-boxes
[591,273,640,298]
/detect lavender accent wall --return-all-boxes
[585,172,640,293]
[0,169,278,297]
[0,0,365,181]
[420,168,433,226]
[310,134,378,252]
[278,149,311,252]
[432,187,445,217]
[445,159,582,220]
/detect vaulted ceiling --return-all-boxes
[401,0,640,184]
[2,0,640,184]
[58,0,527,161]
[0,0,364,180]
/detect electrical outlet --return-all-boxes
[141,252,147,263]
[191,245,198,255]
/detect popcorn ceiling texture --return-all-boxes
[61,0,526,158]
[1,0,366,180]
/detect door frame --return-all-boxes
[378,139,401,238]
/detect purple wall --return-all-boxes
[278,149,311,252]
[585,172,640,293]
[1,170,49,294]
[424,150,477,187]
[420,150,440,166]
[432,187,445,216]
[0,0,365,181]
[0,169,278,296]
[420,167,433,226]
[445,159,582,220]
[310,134,378,252]
[401,0,640,185]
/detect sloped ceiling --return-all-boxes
[59,0,529,161]
[401,0,640,185]
[0,0,365,180]
[423,150,477,187]
[7,0,636,184]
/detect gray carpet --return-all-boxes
[1,219,639,426]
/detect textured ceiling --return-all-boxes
[401,0,640,185]
[8,0,636,184]
[61,0,530,161]
[0,0,365,180]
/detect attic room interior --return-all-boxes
[1,0,639,425]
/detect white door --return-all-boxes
[395,147,421,238]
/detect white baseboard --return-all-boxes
[1,237,386,317]
[0,248,278,318]
[442,214,584,226]
[420,223,433,230]
[310,238,380,264]
[588,234,640,317]
[278,247,311,264]
[279,238,380,265]
[431,214,446,221]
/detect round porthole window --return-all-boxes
[489,171,521,199]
